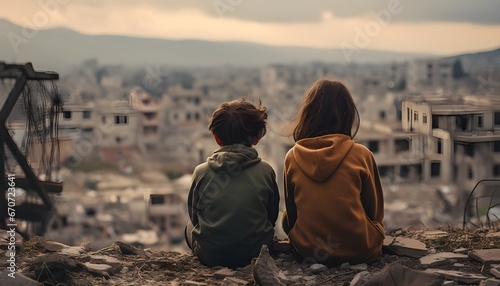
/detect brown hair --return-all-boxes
[291,79,359,141]
[208,98,267,146]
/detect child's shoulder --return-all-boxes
[258,159,275,172]
[193,162,210,175]
[352,142,373,154]
[350,142,377,162]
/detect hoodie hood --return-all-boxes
[207,144,261,172]
[293,134,354,182]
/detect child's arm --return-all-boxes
[267,170,280,227]
[360,154,384,225]
[282,166,297,234]
[187,174,200,226]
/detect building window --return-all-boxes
[115,137,121,144]
[477,115,483,128]
[468,167,473,179]
[456,115,468,131]
[414,111,418,121]
[379,111,386,120]
[82,128,93,133]
[114,116,128,124]
[464,144,474,157]
[83,111,91,119]
[63,111,72,119]
[431,162,441,177]
[432,115,439,129]
[494,141,500,152]
[400,165,410,178]
[144,126,158,135]
[437,139,443,154]
[378,166,389,177]
[368,141,379,153]
[423,114,428,124]
[102,116,106,124]
[493,164,500,177]
[395,139,410,153]
[186,112,191,121]
[150,195,165,205]
[144,112,157,120]
[495,112,500,125]
[407,108,410,122]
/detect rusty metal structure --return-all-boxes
[0,62,63,238]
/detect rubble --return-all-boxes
[419,252,469,267]
[0,227,498,285]
[425,269,487,284]
[383,235,429,258]
[252,245,285,286]
[469,249,500,266]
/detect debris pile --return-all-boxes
[0,228,500,285]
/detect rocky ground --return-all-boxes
[1,227,500,286]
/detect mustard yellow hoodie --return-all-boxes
[282,134,384,265]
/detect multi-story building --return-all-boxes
[159,86,218,170]
[58,100,140,165]
[407,58,466,92]
[357,121,422,184]
[93,100,139,163]
[129,88,163,152]
[402,94,500,191]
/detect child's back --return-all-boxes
[188,144,278,268]
[186,99,279,268]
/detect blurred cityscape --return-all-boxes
[2,47,500,251]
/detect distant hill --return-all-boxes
[0,18,450,73]
[446,47,500,72]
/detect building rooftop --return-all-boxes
[405,94,500,114]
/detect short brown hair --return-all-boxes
[292,79,359,141]
[208,98,267,146]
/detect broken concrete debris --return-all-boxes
[469,249,500,266]
[0,228,499,285]
[252,245,285,286]
[419,252,469,267]
[425,269,488,284]
[383,235,429,258]
[480,278,500,286]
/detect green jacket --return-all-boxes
[187,144,280,268]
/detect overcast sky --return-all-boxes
[2,0,500,55]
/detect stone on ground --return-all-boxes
[44,241,70,252]
[419,252,468,267]
[425,269,487,284]
[469,249,500,265]
[0,270,39,286]
[214,267,235,279]
[383,236,428,258]
[363,263,444,286]
[252,245,285,286]
[480,278,500,286]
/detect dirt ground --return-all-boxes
[2,227,499,286]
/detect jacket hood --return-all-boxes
[207,144,261,172]
[292,134,354,182]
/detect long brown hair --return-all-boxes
[292,79,359,141]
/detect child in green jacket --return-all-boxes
[185,98,280,268]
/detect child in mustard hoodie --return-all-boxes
[282,79,384,265]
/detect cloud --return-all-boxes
[3,0,500,25]
[0,0,499,56]
[58,0,500,25]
